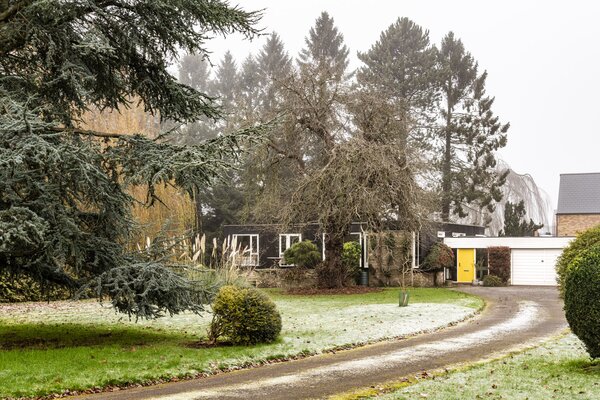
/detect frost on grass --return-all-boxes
[379,334,597,400]
[0,299,475,354]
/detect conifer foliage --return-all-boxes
[499,200,543,237]
[0,0,263,318]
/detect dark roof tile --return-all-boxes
[557,173,600,214]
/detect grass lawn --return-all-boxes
[0,288,482,399]
[371,334,600,400]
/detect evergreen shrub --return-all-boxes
[488,246,511,283]
[341,241,362,280]
[556,224,600,297]
[283,240,321,268]
[564,247,600,358]
[482,274,504,287]
[209,285,281,345]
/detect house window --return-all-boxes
[350,232,363,269]
[279,233,302,264]
[322,232,364,268]
[232,234,259,266]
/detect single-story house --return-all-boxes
[223,222,483,270]
[443,236,573,286]
[222,223,368,269]
[556,172,600,236]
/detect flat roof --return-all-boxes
[444,236,574,249]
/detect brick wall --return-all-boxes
[556,214,600,236]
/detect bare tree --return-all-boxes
[279,137,424,288]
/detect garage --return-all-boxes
[511,249,562,286]
[443,236,574,286]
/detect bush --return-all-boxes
[482,274,504,287]
[209,285,282,345]
[422,242,455,270]
[557,224,600,297]
[341,241,362,280]
[283,240,321,268]
[564,247,600,358]
[0,271,71,303]
[488,246,511,284]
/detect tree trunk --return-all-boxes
[320,234,345,288]
[441,94,453,222]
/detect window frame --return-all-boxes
[279,233,302,265]
[231,234,260,266]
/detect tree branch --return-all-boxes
[0,0,30,23]
[49,126,128,139]
[267,139,306,171]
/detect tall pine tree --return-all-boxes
[356,17,438,173]
[437,32,509,221]
[256,32,292,115]
[177,53,216,145]
[357,17,438,143]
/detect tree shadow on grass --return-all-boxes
[0,323,189,350]
[562,358,600,375]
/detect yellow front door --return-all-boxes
[457,248,475,283]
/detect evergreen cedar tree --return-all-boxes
[499,200,543,237]
[0,0,267,318]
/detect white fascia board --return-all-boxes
[443,236,574,250]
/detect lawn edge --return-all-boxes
[328,329,572,400]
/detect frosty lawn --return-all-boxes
[0,288,480,398]
[371,334,599,400]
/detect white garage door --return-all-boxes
[511,249,561,286]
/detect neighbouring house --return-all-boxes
[556,172,600,236]
[443,236,573,286]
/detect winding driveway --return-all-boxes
[75,286,566,400]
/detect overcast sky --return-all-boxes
[205,0,600,207]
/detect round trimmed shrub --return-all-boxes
[482,274,504,287]
[283,240,321,268]
[209,285,282,345]
[557,224,600,297]
[564,247,600,359]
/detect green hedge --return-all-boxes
[488,246,511,284]
[209,285,281,345]
[564,246,600,358]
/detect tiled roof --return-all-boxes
[557,173,600,214]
